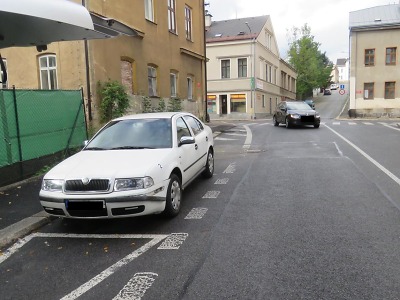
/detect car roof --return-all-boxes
[114,112,194,121]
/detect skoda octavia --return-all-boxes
[273,101,320,128]
[39,112,214,219]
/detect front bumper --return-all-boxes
[39,183,168,219]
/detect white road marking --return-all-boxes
[202,191,220,198]
[325,124,400,186]
[363,122,374,125]
[381,122,400,132]
[348,122,357,125]
[223,163,236,174]
[225,133,247,137]
[113,272,158,300]
[157,233,188,249]
[332,122,340,125]
[215,137,237,141]
[185,208,208,219]
[243,125,252,149]
[215,178,229,184]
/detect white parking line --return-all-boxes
[243,125,252,149]
[202,191,220,198]
[348,122,357,125]
[381,122,400,132]
[363,122,374,125]
[157,233,188,250]
[113,272,158,300]
[332,122,340,125]
[223,163,236,174]
[215,178,229,184]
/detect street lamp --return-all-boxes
[245,22,256,119]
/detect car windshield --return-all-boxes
[85,118,172,150]
[287,102,313,110]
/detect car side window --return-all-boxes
[184,115,203,136]
[176,117,191,143]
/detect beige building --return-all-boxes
[205,15,297,119]
[1,0,207,125]
[349,4,400,118]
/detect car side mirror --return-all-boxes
[179,136,195,146]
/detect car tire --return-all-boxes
[202,149,214,178]
[163,174,181,217]
[285,118,291,128]
[314,124,320,128]
[273,116,279,126]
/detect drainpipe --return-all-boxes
[204,2,209,122]
[82,0,92,121]
[245,22,256,119]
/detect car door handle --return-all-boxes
[195,144,198,150]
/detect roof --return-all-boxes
[349,4,400,31]
[206,15,269,43]
[336,58,347,66]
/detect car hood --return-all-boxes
[44,149,174,180]
[287,109,317,115]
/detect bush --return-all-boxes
[98,80,129,123]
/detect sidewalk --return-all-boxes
[0,121,237,250]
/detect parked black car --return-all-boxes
[323,88,332,95]
[273,101,320,128]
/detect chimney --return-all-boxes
[205,13,212,27]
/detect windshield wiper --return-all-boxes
[110,146,155,150]
[84,147,106,151]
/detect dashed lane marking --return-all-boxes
[202,191,220,198]
[157,233,188,250]
[185,208,208,219]
[222,163,236,174]
[113,272,158,300]
[215,178,229,184]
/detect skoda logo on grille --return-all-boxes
[81,178,90,185]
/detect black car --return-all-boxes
[273,101,321,128]
[323,88,331,95]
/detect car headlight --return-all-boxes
[42,179,64,192]
[114,177,154,191]
[315,113,320,118]
[290,113,301,119]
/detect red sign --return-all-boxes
[339,89,345,95]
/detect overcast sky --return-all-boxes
[207,0,397,63]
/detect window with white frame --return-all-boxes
[185,5,192,41]
[238,58,247,78]
[221,59,230,79]
[187,76,193,100]
[170,72,178,98]
[39,55,58,90]
[1,58,7,89]
[168,0,176,33]
[145,0,154,22]
[148,65,158,97]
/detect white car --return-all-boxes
[39,112,214,219]
[330,83,338,90]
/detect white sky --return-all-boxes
[207,0,397,63]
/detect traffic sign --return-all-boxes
[340,84,345,89]
[339,89,345,95]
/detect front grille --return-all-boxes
[301,115,315,123]
[65,179,110,192]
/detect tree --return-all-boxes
[98,80,129,123]
[287,24,333,99]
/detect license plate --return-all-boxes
[65,200,105,210]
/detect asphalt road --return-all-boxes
[2,91,400,299]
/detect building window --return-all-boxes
[230,94,246,113]
[265,63,269,82]
[386,47,396,65]
[148,65,158,97]
[145,0,154,22]
[187,77,193,100]
[364,49,375,66]
[39,55,58,90]
[1,58,7,89]
[238,58,247,78]
[363,82,374,99]
[170,72,177,98]
[168,0,176,33]
[185,6,192,41]
[385,82,395,99]
[221,59,230,79]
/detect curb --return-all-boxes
[0,212,54,249]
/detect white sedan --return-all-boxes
[39,112,214,219]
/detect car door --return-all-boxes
[183,115,209,173]
[175,117,198,185]
[276,102,287,123]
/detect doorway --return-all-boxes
[220,95,227,115]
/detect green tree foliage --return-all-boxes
[287,24,333,99]
[98,80,129,123]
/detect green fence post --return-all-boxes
[12,86,23,179]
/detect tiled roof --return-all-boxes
[206,15,269,43]
[349,4,400,30]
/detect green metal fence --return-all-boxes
[0,88,87,185]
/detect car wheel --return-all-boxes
[273,116,279,126]
[285,118,291,128]
[163,174,181,217]
[314,124,320,128]
[202,149,214,178]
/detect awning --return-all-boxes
[0,0,139,49]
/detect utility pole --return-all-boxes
[245,22,256,119]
